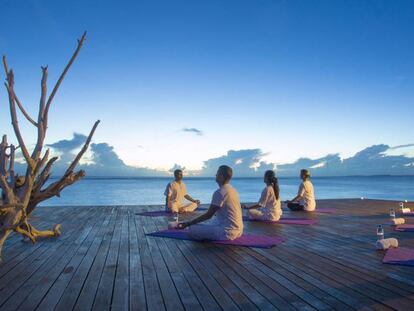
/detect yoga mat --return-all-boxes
[135,209,204,217]
[383,247,414,266]
[243,216,318,225]
[315,208,336,214]
[282,207,336,214]
[394,224,414,232]
[146,229,285,248]
[402,211,414,216]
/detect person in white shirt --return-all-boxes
[242,170,282,221]
[177,165,243,241]
[164,169,200,213]
[286,169,316,211]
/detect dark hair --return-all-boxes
[300,169,310,179]
[264,170,279,200]
[218,165,233,182]
[174,169,183,177]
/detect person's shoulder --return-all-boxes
[169,181,179,188]
[226,184,239,195]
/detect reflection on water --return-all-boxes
[41,176,414,206]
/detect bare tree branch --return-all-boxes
[2,56,38,127]
[43,31,87,130]
[65,119,99,175]
[2,66,34,170]
[8,144,15,188]
[0,135,8,176]
[0,32,96,261]
[31,67,48,160]
[13,94,38,127]
[33,156,58,194]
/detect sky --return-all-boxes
[1,0,413,173]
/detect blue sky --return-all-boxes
[1,0,413,171]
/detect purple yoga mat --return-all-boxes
[135,209,203,217]
[315,208,336,214]
[243,216,318,225]
[146,229,285,248]
[402,211,414,217]
[394,224,414,232]
[383,247,414,266]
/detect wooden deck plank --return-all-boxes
[136,207,166,311]
[0,206,75,267]
[112,208,131,310]
[0,206,96,310]
[36,207,113,310]
[152,217,222,310]
[72,208,118,311]
[54,207,117,311]
[180,239,260,310]
[141,210,185,311]
[172,235,240,310]
[128,208,147,311]
[14,209,107,311]
[0,199,413,310]
[91,208,124,310]
[148,217,203,310]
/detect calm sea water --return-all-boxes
[41,176,414,206]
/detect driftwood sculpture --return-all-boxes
[0,32,99,261]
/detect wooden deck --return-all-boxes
[1,199,414,310]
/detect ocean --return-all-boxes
[40,175,414,206]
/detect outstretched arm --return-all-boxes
[178,204,220,229]
[287,184,305,203]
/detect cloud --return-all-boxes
[387,144,414,150]
[14,133,414,178]
[169,164,186,174]
[19,133,169,177]
[182,128,203,136]
[47,133,86,152]
[277,144,414,176]
[197,149,274,177]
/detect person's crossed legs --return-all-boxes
[170,202,198,213]
[287,202,304,211]
[188,223,226,241]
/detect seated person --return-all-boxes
[242,170,282,221]
[286,169,316,211]
[177,165,243,241]
[164,169,200,213]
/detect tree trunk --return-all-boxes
[0,32,99,261]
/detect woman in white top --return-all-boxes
[286,169,316,212]
[242,170,282,221]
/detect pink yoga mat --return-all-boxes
[146,229,285,248]
[383,247,414,266]
[394,224,414,232]
[243,216,318,225]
